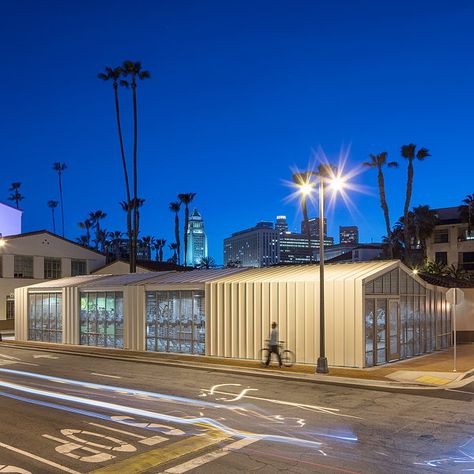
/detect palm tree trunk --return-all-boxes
[377,167,393,258]
[301,197,312,263]
[131,80,139,273]
[183,206,190,267]
[58,172,65,237]
[159,245,163,262]
[51,209,56,234]
[403,160,414,259]
[175,214,180,264]
[113,83,132,272]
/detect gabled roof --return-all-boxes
[0,201,23,213]
[2,230,105,257]
[27,274,108,289]
[92,259,185,274]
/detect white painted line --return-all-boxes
[91,373,122,379]
[33,355,59,360]
[0,441,80,474]
[88,422,168,446]
[88,422,146,439]
[163,437,258,473]
[0,353,21,360]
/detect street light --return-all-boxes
[295,165,345,374]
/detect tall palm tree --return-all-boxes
[53,162,67,237]
[8,182,24,209]
[89,210,107,250]
[178,193,196,267]
[78,219,93,247]
[401,144,431,258]
[168,242,178,263]
[363,152,398,257]
[412,205,438,253]
[120,200,132,258]
[94,229,108,253]
[153,238,166,262]
[47,200,59,234]
[459,194,474,234]
[169,202,181,263]
[131,198,145,243]
[76,235,89,247]
[121,61,151,273]
[98,66,132,270]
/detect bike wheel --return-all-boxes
[281,349,295,367]
[259,348,270,366]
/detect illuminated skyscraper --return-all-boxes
[339,225,359,244]
[186,209,208,266]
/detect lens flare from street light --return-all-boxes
[300,183,313,195]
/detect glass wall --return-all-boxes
[364,269,449,367]
[28,293,62,342]
[80,292,123,348]
[146,290,205,354]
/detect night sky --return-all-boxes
[2,1,473,263]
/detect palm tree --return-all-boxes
[363,152,398,257]
[108,230,123,260]
[94,229,108,253]
[412,205,438,252]
[131,198,145,243]
[168,242,178,264]
[459,194,474,234]
[78,219,92,247]
[98,66,132,271]
[400,144,431,258]
[47,200,59,233]
[8,182,24,209]
[121,61,151,273]
[89,210,107,250]
[141,236,154,260]
[53,162,67,237]
[153,238,166,262]
[169,201,181,263]
[178,193,196,267]
[76,235,89,247]
[120,200,132,258]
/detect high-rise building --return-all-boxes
[279,232,334,264]
[186,209,208,266]
[301,217,327,238]
[223,222,279,267]
[339,226,359,244]
[275,215,288,234]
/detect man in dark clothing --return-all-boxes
[265,321,282,368]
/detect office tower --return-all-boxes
[186,209,208,266]
[339,225,359,244]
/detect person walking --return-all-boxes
[265,322,282,368]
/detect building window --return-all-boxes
[71,260,87,276]
[14,256,34,278]
[433,229,449,244]
[146,290,205,354]
[459,252,474,271]
[28,293,62,342]
[435,252,448,266]
[44,257,62,279]
[80,292,123,348]
[6,297,14,320]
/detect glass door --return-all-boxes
[388,299,400,361]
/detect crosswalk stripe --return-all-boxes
[89,431,228,474]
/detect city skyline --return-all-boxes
[2,1,473,264]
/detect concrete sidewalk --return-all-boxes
[1,339,473,390]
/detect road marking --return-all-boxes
[33,355,59,360]
[163,437,258,473]
[88,422,168,446]
[0,465,31,473]
[89,431,229,474]
[0,441,80,474]
[0,353,21,360]
[91,373,122,379]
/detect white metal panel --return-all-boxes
[14,286,28,341]
[63,287,79,345]
[124,286,145,351]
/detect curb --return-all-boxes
[1,341,473,393]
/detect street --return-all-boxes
[0,345,472,473]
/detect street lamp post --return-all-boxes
[316,174,329,374]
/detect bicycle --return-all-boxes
[259,340,295,368]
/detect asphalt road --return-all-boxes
[0,345,472,473]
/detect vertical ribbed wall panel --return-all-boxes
[14,287,28,341]
[245,283,254,359]
[238,282,246,358]
[125,286,145,352]
[64,287,79,345]
[223,283,231,357]
[231,283,238,358]
[287,282,296,362]
[253,283,262,358]
[354,279,364,367]
[344,279,356,367]
[304,282,316,363]
[295,283,305,363]
[205,283,212,356]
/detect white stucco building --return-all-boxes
[0,230,106,322]
[0,202,22,237]
[15,261,454,368]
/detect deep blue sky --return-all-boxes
[1,0,473,263]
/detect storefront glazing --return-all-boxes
[28,292,62,342]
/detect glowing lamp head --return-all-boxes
[412,269,419,275]
[329,175,345,192]
[299,183,313,196]
[0,239,5,248]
